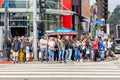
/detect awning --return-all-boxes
[49,28,77,36]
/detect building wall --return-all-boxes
[60,0,72,29]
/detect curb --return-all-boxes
[0,61,12,64]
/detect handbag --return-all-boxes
[86,49,90,54]
[50,47,55,50]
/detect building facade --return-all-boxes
[0,0,90,38]
[0,0,74,38]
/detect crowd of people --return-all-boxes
[9,35,118,64]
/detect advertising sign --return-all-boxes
[96,30,104,38]
[82,0,90,18]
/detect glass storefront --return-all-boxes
[43,14,60,30]
[9,13,28,26]
[0,0,63,37]
[1,0,30,8]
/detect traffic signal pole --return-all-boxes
[33,0,38,60]
[2,0,9,61]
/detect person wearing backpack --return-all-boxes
[98,38,105,61]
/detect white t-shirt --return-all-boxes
[40,39,48,49]
[48,41,55,49]
[107,41,113,49]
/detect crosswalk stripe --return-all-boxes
[1,75,120,78]
[0,61,120,79]
[0,72,120,75]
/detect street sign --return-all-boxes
[96,30,104,38]
[92,20,105,25]
[5,0,9,8]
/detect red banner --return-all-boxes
[0,0,4,7]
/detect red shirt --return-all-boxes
[93,41,98,50]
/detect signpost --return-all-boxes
[33,0,38,60]
[2,0,9,61]
[92,20,105,25]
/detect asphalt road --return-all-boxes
[0,54,120,80]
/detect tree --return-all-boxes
[108,5,120,26]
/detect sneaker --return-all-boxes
[80,59,83,62]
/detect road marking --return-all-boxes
[0,69,120,72]
[0,72,120,75]
[1,75,120,78]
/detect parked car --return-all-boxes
[114,39,120,53]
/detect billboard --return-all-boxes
[81,0,90,19]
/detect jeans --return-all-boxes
[93,50,99,61]
[48,49,54,61]
[59,48,65,61]
[66,49,72,60]
[86,48,90,60]
[86,54,90,60]
[74,48,80,60]
[99,51,105,60]
[41,48,48,60]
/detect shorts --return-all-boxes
[13,51,18,57]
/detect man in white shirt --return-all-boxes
[39,36,48,61]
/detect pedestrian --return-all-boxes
[39,36,48,62]
[48,37,55,61]
[25,39,30,62]
[74,38,80,62]
[54,38,59,62]
[85,39,91,61]
[58,37,65,63]
[65,38,73,62]
[98,38,105,61]
[13,37,20,64]
[106,38,113,58]
[81,39,86,60]
[92,37,99,62]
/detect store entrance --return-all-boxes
[11,27,26,37]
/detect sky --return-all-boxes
[90,0,120,12]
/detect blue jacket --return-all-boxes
[98,41,105,51]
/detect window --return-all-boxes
[115,40,120,44]
[9,1,27,8]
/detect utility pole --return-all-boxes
[3,0,9,61]
[33,0,38,60]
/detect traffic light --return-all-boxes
[37,22,44,30]
[30,26,33,32]
[39,0,46,13]
[103,0,108,21]
[100,25,106,33]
